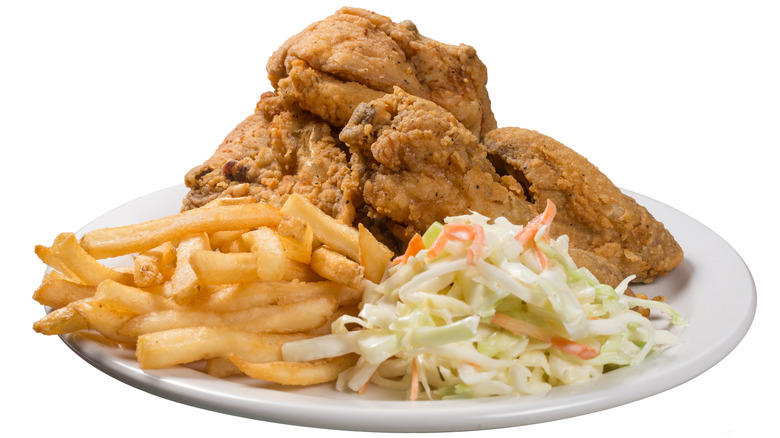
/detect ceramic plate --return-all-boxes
[55,185,756,432]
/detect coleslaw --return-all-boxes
[282,201,686,400]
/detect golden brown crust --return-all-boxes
[267,7,496,138]
[483,127,684,282]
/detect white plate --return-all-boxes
[56,185,756,432]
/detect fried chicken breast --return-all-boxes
[267,7,496,138]
[339,87,534,244]
[182,92,360,224]
[483,127,684,282]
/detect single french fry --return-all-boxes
[205,358,242,377]
[34,245,79,280]
[133,241,176,287]
[242,228,287,281]
[358,223,393,284]
[120,294,338,337]
[44,233,133,286]
[189,251,321,285]
[310,247,364,289]
[167,233,211,304]
[208,230,247,251]
[32,302,89,335]
[33,271,96,309]
[71,299,137,344]
[229,353,358,385]
[277,215,314,263]
[80,202,282,259]
[189,251,258,285]
[281,195,359,261]
[196,280,360,312]
[135,326,290,369]
[94,280,180,314]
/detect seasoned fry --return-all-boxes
[33,303,88,335]
[34,245,79,280]
[282,194,360,261]
[277,215,314,263]
[120,294,339,337]
[94,280,180,314]
[229,353,358,385]
[133,241,176,287]
[205,358,242,377]
[80,202,282,259]
[243,227,288,281]
[71,300,137,345]
[197,280,361,312]
[39,232,133,286]
[358,223,393,284]
[208,230,247,251]
[189,251,258,285]
[310,246,364,289]
[135,326,306,369]
[167,233,210,304]
[189,250,321,285]
[33,271,96,309]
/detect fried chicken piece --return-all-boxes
[267,7,496,138]
[339,87,534,244]
[483,127,683,283]
[182,92,360,224]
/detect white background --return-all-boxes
[3,0,776,436]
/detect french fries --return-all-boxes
[31,195,394,390]
[229,353,359,386]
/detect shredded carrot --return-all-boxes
[515,199,557,247]
[358,380,370,395]
[392,233,425,265]
[426,223,485,265]
[491,312,599,360]
[515,200,557,267]
[410,359,419,401]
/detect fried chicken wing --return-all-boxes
[182,92,360,224]
[339,87,534,244]
[267,7,496,138]
[483,127,683,282]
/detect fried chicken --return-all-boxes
[267,7,496,138]
[181,7,683,287]
[339,87,534,244]
[483,127,684,282]
[182,92,360,224]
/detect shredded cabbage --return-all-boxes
[282,209,687,400]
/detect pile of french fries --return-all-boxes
[32,194,394,385]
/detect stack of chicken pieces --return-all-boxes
[183,7,683,286]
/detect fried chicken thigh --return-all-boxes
[483,127,683,282]
[182,92,360,224]
[267,7,496,138]
[339,87,534,244]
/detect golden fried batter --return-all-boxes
[267,7,496,138]
[340,88,534,244]
[182,92,360,225]
[483,127,683,282]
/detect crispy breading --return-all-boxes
[182,92,360,225]
[267,7,496,138]
[340,87,534,244]
[483,127,683,282]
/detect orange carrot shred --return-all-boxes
[393,233,425,265]
[491,312,599,360]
